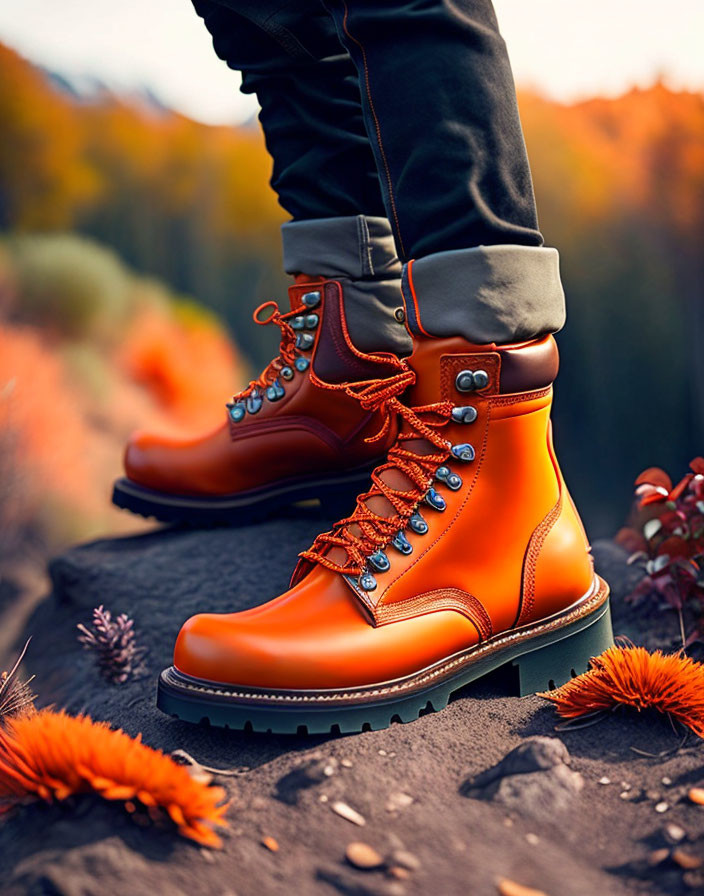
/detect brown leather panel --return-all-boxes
[374,588,493,640]
[431,336,558,401]
[313,282,399,384]
[499,336,559,393]
[440,352,501,399]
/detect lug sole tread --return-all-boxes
[111,465,380,527]
[157,578,613,734]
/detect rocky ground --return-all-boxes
[1,511,704,896]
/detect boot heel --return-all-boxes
[513,601,614,697]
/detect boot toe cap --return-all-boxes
[123,430,162,488]
[173,612,270,687]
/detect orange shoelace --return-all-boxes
[233,301,301,401]
[300,364,456,575]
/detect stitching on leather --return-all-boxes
[230,415,344,454]
[490,387,551,407]
[440,354,501,399]
[166,577,609,704]
[374,588,493,639]
[341,2,405,258]
[516,430,564,627]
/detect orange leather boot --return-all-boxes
[112,277,405,524]
[158,334,612,733]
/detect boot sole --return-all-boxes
[157,575,612,734]
[111,463,380,526]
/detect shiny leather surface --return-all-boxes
[174,335,595,690]
[123,279,399,497]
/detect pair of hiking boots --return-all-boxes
[113,274,612,734]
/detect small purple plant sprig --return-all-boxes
[77,606,147,685]
[0,639,36,721]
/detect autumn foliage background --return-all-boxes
[0,40,703,567]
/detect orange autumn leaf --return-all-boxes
[0,710,228,846]
[540,646,704,738]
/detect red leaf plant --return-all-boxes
[541,645,704,738]
[0,710,228,846]
[616,457,704,647]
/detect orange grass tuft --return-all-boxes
[0,710,228,846]
[540,646,704,737]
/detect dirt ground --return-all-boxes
[1,512,703,896]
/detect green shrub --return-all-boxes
[3,233,131,342]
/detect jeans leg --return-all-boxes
[324,0,565,345]
[192,0,386,221]
[323,0,542,259]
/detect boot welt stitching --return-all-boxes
[166,577,608,705]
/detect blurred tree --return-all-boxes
[0,42,702,536]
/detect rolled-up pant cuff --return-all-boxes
[402,245,566,345]
[281,215,411,355]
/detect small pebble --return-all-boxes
[200,849,215,863]
[598,776,611,785]
[389,849,420,871]
[261,836,279,853]
[387,866,410,880]
[688,788,704,805]
[345,841,384,870]
[332,801,366,826]
[647,848,670,867]
[646,790,660,801]
[621,782,631,791]
[655,802,669,814]
[319,794,329,803]
[525,833,540,846]
[385,792,414,812]
[378,749,387,756]
[672,850,703,870]
[324,764,336,777]
[662,776,672,787]
[665,823,687,844]
[496,879,548,896]
[341,759,353,768]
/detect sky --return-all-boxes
[0,0,702,125]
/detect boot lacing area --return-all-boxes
[226,290,322,422]
[299,364,479,590]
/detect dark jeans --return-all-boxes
[192,0,543,262]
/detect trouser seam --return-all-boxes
[356,215,373,277]
[340,1,406,259]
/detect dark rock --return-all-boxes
[491,764,583,821]
[6,839,182,896]
[464,736,570,789]
[462,737,583,821]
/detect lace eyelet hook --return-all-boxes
[253,300,281,326]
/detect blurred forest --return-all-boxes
[0,41,702,556]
